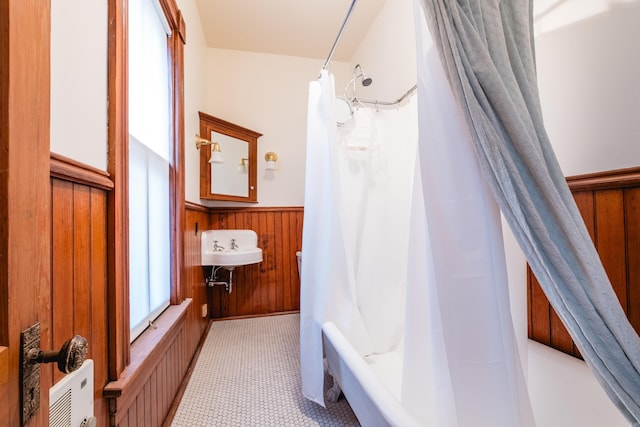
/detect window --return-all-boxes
[128,0,172,340]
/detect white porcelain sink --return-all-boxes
[201,229,262,269]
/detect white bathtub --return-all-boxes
[322,321,423,427]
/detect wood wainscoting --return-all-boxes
[528,166,640,357]
[51,154,210,426]
[187,205,304,319]
[50,155,113,423]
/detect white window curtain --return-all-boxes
[416,0,640,423]
[128,0,172,340]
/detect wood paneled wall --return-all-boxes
[203,207,304,318]
[49,157,303,424]
[50,155,210,426]
[51,177,110,422]
[104,301,195,426]
[184,204,211,333]
[528,167,640,358]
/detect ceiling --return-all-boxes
[194,0,388,63]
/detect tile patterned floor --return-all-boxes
[171,314,360,426]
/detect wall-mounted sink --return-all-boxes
[201,229,262,270]
[201,247,262,269]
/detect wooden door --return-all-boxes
[0,1,53,425]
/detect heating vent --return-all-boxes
[49,359,95,427]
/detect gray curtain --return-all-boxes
[418,0,640,423]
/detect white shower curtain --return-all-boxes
[337,99,418,354]
[302,12,534,424]
[400,5,535,425]
[300,70,374,407]
[301,70,419,407]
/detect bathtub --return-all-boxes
[322,321,423,427]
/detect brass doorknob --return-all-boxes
[26,335,88,374]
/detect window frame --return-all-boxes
[127,0,173,340]
[107,0,185,379]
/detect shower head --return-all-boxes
[342,64,374,101]
[353,64,373,87]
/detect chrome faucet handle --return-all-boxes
[230,239,239,250]
[212,240,224,251]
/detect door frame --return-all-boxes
[0,1,53,425]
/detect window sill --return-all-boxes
[103,298,192,403]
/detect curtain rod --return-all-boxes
[322,0,358,71]
[353,84,417,108]
[337,84,418,126]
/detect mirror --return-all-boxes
[199,112,261,202]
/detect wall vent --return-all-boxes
[49,359,95,427]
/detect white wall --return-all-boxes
[349,0,417,103]
[535,0,640,176]
[201,49,352,207]
[179,0,210,203]
[50,0,108,170]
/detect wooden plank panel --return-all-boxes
[595,189,627,309]
[150,368,158,427]
[129,397,138,427]
[295,210,303,309]
[144,378,152,426]
[259,211,269,313]
[173,340,180,409]
[236,212,249,315]
[166,345,174,417]
[136,385,145,427]
[282,211,294,310]
[171,345,179,419]
[275,212,291,312]
[73,184,92,344]
[550,305,575,356]
[163,350,171,417]
[226,214,238,315]
[90,188,109,391]
[52,180,75,384]
[268,211,278,312]
[625,187,640,334]
[528,271,551,345]
[245,212,258,315]
[573,191,596,242]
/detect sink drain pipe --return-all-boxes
[206,266,234,293]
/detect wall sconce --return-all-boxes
[238,158,248,173]
[195,134,224,164]
[265,152,278,171]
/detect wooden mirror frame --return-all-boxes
[198,112,261,202]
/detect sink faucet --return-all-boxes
[230,239,239,250]
[212,240,224,251]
